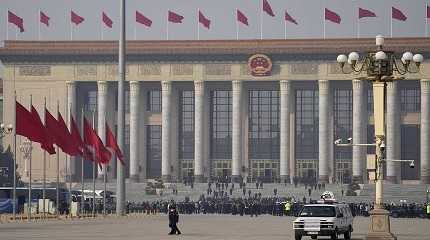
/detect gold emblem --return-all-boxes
[248,54,272,77]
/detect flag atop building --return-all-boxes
[136,11,152,27]
[358,8,376,19]
[71,10,85,25]
[325,8,341,24]
[262,0,275,17]
[40,11,50,27]
[392,7,407,21]
[285,10,298,25]
[199,10,211,29]
[237,9,249,26]
[102,12,113,28]
[8,11,24,32]
[168,10,184,23]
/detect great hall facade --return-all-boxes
[1,38,429,184]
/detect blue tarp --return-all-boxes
[0,199,16,213]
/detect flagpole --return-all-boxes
[236,9,239,40]
[426,6,428,38]
[43,97,47,219]
[284,18,287,40]
[101,12,104,41]
[197,8,200,41]
[260,0,263,40]
[70,10,73,41]
[103,158,106,216]
[92,110,96,218]
[12,91,16,220]
[357,20,360,39]
[323,9,326,39]
[6,9,9,41]
[38,9,41,41]
[56,100,60,218]
[134,18,137,40]
[67,103,72,217]
[390,14,393,38]
[80,108,84,216]
[166,11,169,40]
[28,95,33,221]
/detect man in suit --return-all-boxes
[168,203,181,235]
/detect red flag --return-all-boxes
[57,113,81,156]
[198,11,210,29]
[359,8,376,19]
[392,7,407,21]
[16,101,39,141]
[262,0,275,17]
[8,11,24,32]
[40,11,50,27]
[237,9,249,26]
[136,11,152,27]
[102,12,113,28]
[31,106,55,154]
[285,10,298,25]
[106,123,125,165]
[325,8,341,24]
[70,116,84,152]
[427,6,430,18]
[84,118,111,164]
[168,11,184,23]
[71,10,85,25]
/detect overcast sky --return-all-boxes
[0,0,429,41]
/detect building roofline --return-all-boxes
[0,38,429,57]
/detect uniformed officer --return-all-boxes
[426,203,430,219]
[284,201,291,216]
[168,202,181,235]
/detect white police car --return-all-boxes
[293,192,353,240]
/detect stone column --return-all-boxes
[318,80,330,183]
[352,79,367,183]
[161,81,172,182]
[232,80,242,182]
[129,81,140,182]
[66,81,77,181]
[421,79,430,184]
[97,81,108,178]
[194,81,205,182]
[280,80,291,183]
[386,81,401,183]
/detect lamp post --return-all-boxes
[19,140,32,221]
[337,35,423,240]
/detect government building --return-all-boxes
[1,38,429,184]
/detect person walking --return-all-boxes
[168,203,181,235]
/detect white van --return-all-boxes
[293,202,353,240]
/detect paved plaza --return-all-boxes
[0,215,429,240]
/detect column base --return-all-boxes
[365,209,397,240]
[129,175,140,183]
[194,175,205,183]
[421,175,430,184]
[318,175,329,183]
[352,175,364,184]
[162,175,172,183]
[280,175,291,184]
[385,176,399,184]
[231,175,241,183]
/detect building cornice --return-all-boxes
[1,38,430,56]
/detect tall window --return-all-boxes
[248,90,280,159]
[400,88,420,112]
[295,89,319,159]
[334,89,353,159]
[147,90,162,112]
[86,91,97,112]
[147,125,162,178]
[179,90,194,160]
[210,90,232,159]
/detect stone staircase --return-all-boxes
[69,181,430,204]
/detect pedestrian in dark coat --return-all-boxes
[168,205,181,235]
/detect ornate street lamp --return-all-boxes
[19,140,32,221]
[337,35,423,240]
